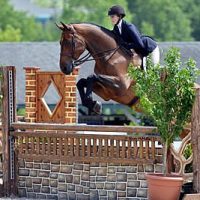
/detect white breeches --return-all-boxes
[143,46,160,71]
[151,46,160,65]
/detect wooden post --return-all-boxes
[191,85,200,192]
[1,66,16,196]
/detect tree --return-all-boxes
[0,25,21,41]
[61,0,132,29]
[33,0,63,9]
[33,0,200,41]
[0,0,58,41]
[190,5,200,40]
[127,0,192,41]
[128,48,198,174]
[177,0,200,40]
[5,0,199,41]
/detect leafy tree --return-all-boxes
[177,0,200,40]
[61,0,132,29]
[0,0,58,41]
[0,25,21,41]
[128,48,199,174]
[127,0,192,41]
[4,0,200,41]
[33,0,63,9]
[190,6,200,40]
[34,0,200,41]
[140,21,155,37]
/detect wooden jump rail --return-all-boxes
[10,122,161,164]
[11,122,158,133]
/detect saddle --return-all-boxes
[116,37,142,67]
[130,49,142,67]
[120,46,142,67]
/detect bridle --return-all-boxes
[60,33,85,60]
[60,32,120,67]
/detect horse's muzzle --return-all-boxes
[60,62,73,75]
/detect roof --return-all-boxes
[0,42,199,105]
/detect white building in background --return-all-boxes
[9,0,62,25]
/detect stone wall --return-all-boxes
[18,159,162,200]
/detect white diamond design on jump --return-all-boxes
[42,81,62,116]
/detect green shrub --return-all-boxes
[128,47,199,175]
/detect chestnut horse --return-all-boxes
[57,22,141,114]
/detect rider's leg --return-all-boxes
[143,46,160,70]
[142,57,147,72]
[151,46,160,65]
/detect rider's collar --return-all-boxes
[117,19,123,34]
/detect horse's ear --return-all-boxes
[60,21,71,31]
[55,22,64,31]
[56,22,75,34]
[68,24,75,34]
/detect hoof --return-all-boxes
[93,101,102,115]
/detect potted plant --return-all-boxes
[128,47,199,200]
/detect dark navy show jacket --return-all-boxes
[113,20,157,57]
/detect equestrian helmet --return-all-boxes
[108,5,126,18]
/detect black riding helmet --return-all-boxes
[108,5,126,18]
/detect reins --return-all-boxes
[60,29,132,67]
[72,46,120,66]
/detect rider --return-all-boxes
[108,5,160,69]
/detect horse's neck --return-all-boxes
[74,24,130,74]
[75,24,118,54]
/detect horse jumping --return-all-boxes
[57,22,141,114]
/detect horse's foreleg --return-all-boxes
[77,78,87,105]
[85,75,97,99]
[77,78,93,108]
[77,77,100,114]
[85,75,103,114]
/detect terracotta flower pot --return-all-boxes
[146,173,183,200]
